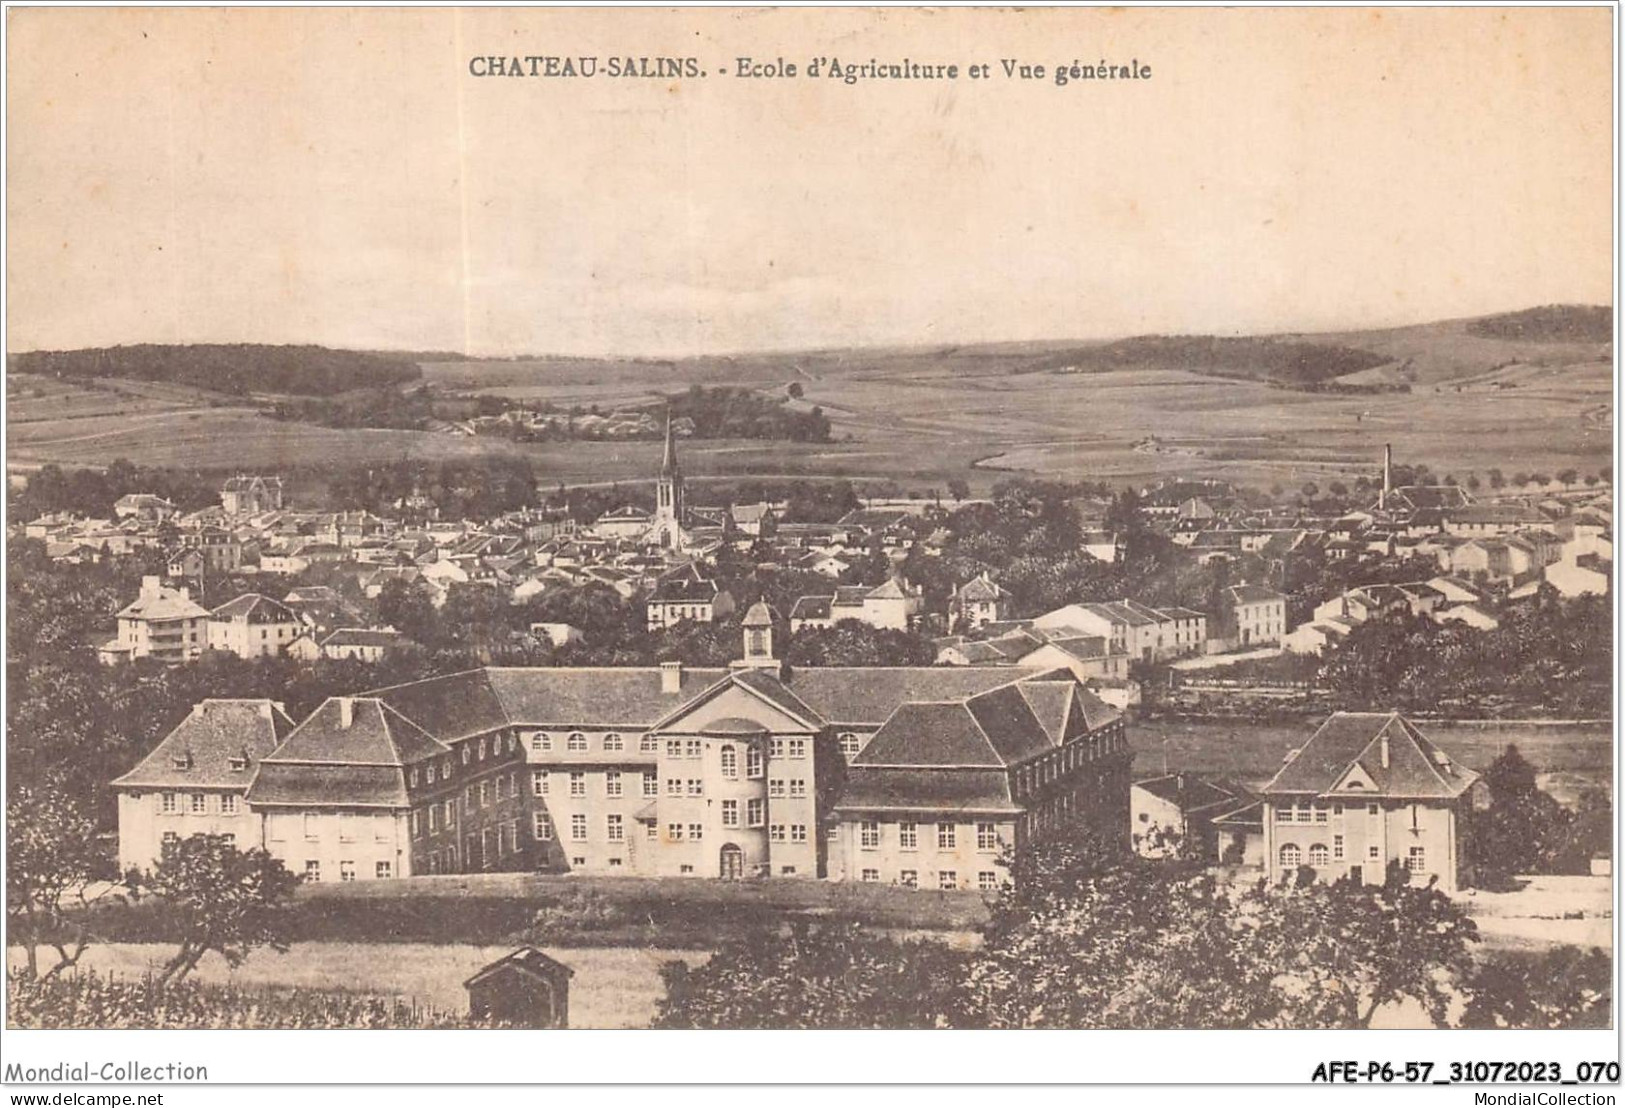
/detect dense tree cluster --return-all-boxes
[8,344,422,397]
[6,536,463,824]
[913,479,1206,619]
[654,825,1606,1029]
[1463,305,1612,344]
[267,384,502,430]
[1469,746,1610,882]
[326,458,539,519]
[668,384,831,443]
[1319,588,1611,717]
[13,459,220,521]
[1061,336,1390,389]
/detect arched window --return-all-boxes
[567,732,588,752]
[839,733,861,760]
[640,733,658,752]
[720,745,738,778]
[603,733,623,752]
[531,732,551,752]
[1308,843,1330,867]
[745,746,765,779]
[1279,843,1302,869]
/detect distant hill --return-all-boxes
[1464,304,1612,343]
[1306,304,1612,390]
[6,343,422,397]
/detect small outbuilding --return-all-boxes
[464,947,574,1028]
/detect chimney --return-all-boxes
[660,661,683,694]
[1380,734,1390,769]
[338,697,354,729]
[141,575,161,597]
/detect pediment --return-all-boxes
[1332,763,1377,792]
[653,678,818,736]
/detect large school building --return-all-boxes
[114,609,1133,887]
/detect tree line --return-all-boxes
[653,825,1608,1029]
[8,344,422,397]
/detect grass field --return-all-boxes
[6,942,707,1029]
[8,311,1611,492]
[1135,717,1613,805]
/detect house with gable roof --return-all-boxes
[207,593,304,659]
[247,694,530,882]
[221,474,284,517]
[949,572,1012,631]
[112,699,296,871]
[830,674,1129,890]
[1260,712,1485,893]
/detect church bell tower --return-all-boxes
[656,408,684,528]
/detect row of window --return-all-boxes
[857,821,1000,852]
[531,731,648,753]
[530,765,815,801]
[416,818,530,876]
[534,799,792,842]
[858,868,998,891]
[1015,728,1124,796]
[161,830,231,848]
[1275,802,1382,823]
[466,772,522,809]
[1278,842,1424,871]
[303,859,393,882]
[408,731,518,788]
[159,792,240,815]
[534,768,662,799]
[651,603,712,622]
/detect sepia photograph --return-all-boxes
[0,1,1617,1084]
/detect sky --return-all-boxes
[6,7,1614,357]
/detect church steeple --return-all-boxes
[661,407,681,479]
[653,406,685,547]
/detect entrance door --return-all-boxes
[720,843,744,880]
[1349,865,1363,886]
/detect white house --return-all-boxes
[949,572,1011,631]
[207,594,304,660]
[1260,712,1485,894]
[1223,585,1288,648]
[112,699,296,871]
[99,577,210,665]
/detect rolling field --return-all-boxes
[8,313,1612,491]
